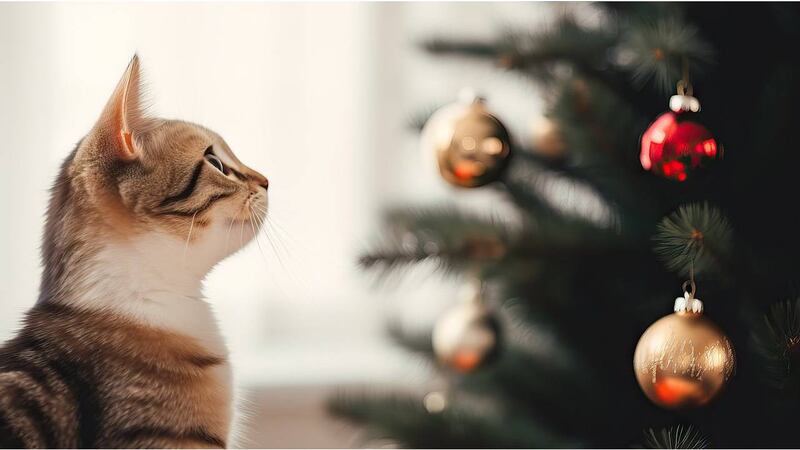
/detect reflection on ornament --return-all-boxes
[634,292,735,409]
[640,95,721,182]
[653,377,708,406]
[421,91,512,188]
[483,137,505,155]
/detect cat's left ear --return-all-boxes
[94,54,155,161]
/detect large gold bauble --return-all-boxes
[633,294,735,409]
[432,297,500,373]
[421,93,512,188]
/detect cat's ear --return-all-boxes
[94,54,154,161]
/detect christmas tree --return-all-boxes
[330,3,800,448]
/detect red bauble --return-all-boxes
[640,95,721,182]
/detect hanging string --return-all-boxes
[466,267,484,306]
[676,57,693,97]
[682,253,697,299]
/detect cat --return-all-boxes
[0,55,269,448]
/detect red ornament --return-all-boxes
[640,95,721,182]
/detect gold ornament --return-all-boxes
[530,117,566,159]
[634,290,735,409]
[432,282,500,372]
[421,91,512,188]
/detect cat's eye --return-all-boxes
[204,149,226,174]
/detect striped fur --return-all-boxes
[0,303,229,448]
[1,56,269,448]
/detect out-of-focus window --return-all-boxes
[0,2,550,389]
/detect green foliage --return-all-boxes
[642,425,709,449]
[336,2,800,448]
[422,15,617,83]
[359,206,515,278]
[617,15,714,92]
[751,298,800,400]
[328,390,573,448]
[653,203,733,278]
[422,38,499,59]
[386,320,434,357]
[497,15,617,81]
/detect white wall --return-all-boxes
[0,2,552,387]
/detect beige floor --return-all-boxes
[237,385,363,448]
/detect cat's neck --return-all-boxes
[51,232,228,357]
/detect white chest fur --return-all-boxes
[66,232,236,437]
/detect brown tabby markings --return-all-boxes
[1,55,269,448]
[0,302,228,448]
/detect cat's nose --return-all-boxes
[248,171,269,191]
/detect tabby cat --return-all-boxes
[0,55,269,448]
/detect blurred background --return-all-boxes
[0,2,554,447]
[4,2,799,448]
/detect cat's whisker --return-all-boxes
[246,205,272,270]
[264,217,295,263]
[248,206,297,299]
[183,211,199,264]
[252,208,287,269]
[252,206,294,265]
[225,199,248,249]
[252,210,312,288]
[239,210,246,248]
[251,204,296,259]
[224,208,237,249]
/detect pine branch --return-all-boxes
[422,38,499,59]
[328,390,570,448]
[421,15,616,83]
[386,320,434,357]
[359,206,515,277]
[616,15,715,93]
[751,298,800,400]
[543,76,658,230]
[359,200,648,285]
[653,203,733,278]
[496,16,617,80]
[501,151,620,229]
[642,425,710,449]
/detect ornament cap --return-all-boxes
[674,291,704,314]
[669,95,701,113]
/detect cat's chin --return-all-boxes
[220,216,263,251]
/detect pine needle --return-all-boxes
[643,425,710,449]
[653,202,733,278]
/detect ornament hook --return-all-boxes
[677,57,693,97]
[676,79,693,97]
[682,279,697,299]
[670,58,700,113]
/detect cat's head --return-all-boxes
[44,55,268,294]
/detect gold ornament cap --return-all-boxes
[673,291,704,314]
[669,95,701,113]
